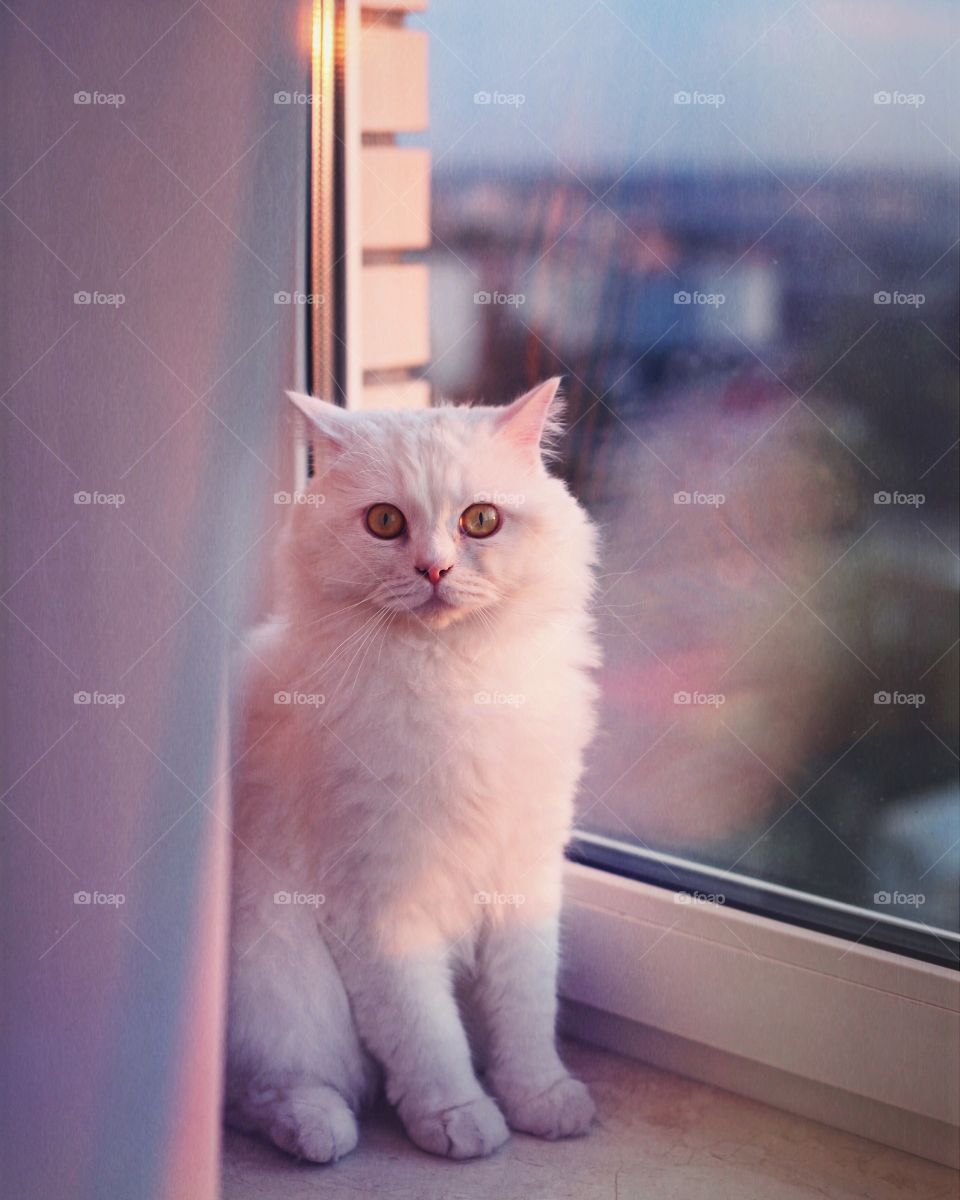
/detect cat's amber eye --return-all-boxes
[460,503,501,538]
[365,503,406,539]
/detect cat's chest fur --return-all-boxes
[253,613,595,902]
[304,618,585,796]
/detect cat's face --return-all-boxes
[286,380,593,631]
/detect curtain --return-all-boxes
[0,4,311,1196]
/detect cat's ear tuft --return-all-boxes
[286,390,350,452]
[492,377,564,462]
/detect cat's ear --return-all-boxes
[286,390,350,455]
[492,377,564,462]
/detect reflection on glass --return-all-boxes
[415,1,959,936]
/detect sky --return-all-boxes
[410,0,959,173]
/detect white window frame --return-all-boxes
[559,855,959,1167]
[333,0,960,1168]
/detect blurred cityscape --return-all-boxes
[431,165,957,503]
[427,164,960,937]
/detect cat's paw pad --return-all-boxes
[267,1086,358,1163]
[501,1075,595,1139]
[405,1095,509,1159]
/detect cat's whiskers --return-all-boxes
[375,610,398,669]
[348,607,397,695]
[298,608,387,689]
[337,606,393,697]
[449,580,503,608]
[302,592,378,628]
[468,606,497,640]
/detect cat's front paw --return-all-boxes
[265,1085,359,1163]
[498,1075,595,1140]
[404,1095,509,1159]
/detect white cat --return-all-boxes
[225,378,600,1162]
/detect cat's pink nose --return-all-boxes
[415,562,453,586]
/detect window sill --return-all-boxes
[559,861,960,1168]
[221,1037,957,1198]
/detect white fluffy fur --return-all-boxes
[226,379,600,1162]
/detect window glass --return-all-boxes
[414,1,960,940]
